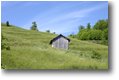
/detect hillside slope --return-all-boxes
[1,24,108,69]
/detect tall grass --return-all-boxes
[1,24,108,69]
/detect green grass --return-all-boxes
[1,23,108,69]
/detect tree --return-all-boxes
[46,30,50,33]
[75,19,108,41]
[102,28,108,40]
[69,33,76,38]
[87,23,91,29]
[53,32,55,34]
[93,20,108,30]
[30,22,38,31]
[6,21,10,26]
[78,25,85,32]
[77,29,88,40]
[78,29,102,40]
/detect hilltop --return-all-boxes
[1,23,108,69]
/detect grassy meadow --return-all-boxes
[1,23,108,69]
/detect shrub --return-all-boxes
[76,19,108,41]
[78,29,102,40]
[102,28,108,40]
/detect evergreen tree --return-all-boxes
[6,21,10,26]
[46,30,50,33]
[87,23,91,29]
[79,25,85,32]
[31,22,38,31]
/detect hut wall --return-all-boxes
[52,37,68,50]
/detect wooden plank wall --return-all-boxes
[52,37,68,50]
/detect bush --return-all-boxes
[76,19,108,41]
[102,28,108,40]
[78,29,102,40]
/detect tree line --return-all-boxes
[5,19,108,41]
[69,19,108,45]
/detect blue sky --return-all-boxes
[1,1,108,36]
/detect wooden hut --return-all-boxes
[50,34,70,50]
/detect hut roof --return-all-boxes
[50,34,70,44]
